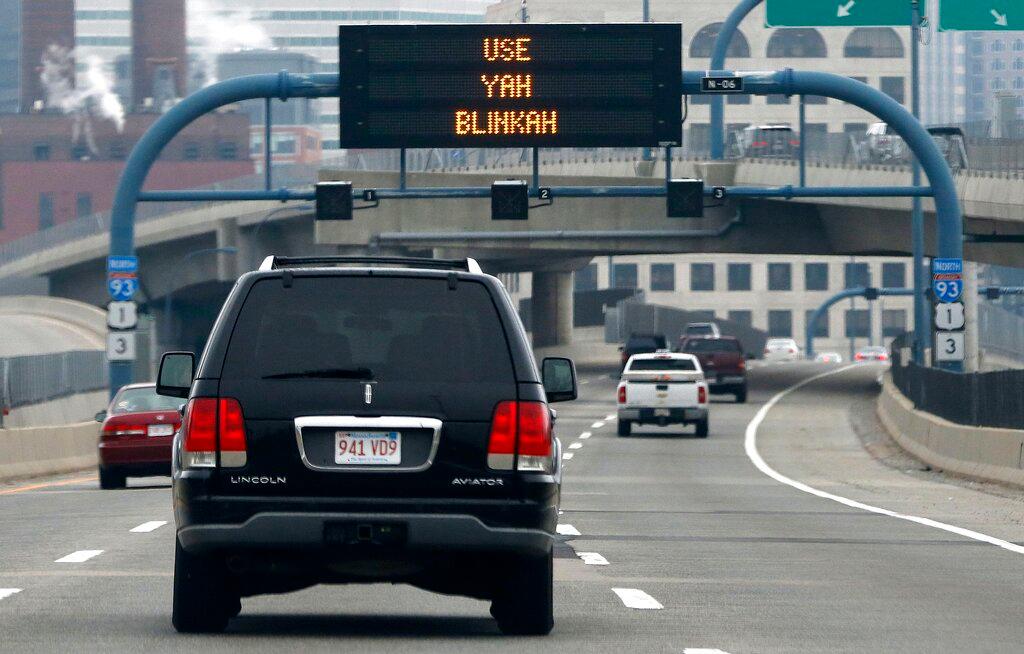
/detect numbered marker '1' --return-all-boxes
[934,302,965,331]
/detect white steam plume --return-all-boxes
[189,0,272,86]
[40,44,126,139]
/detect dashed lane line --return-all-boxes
[612,588,663,610]
[55,550,104,564]
[579,432,592,439]
[129,521,167,533]
[563,452,574,460]
[591,421,605,429]
[556,524,581,536]
[577,552,609,565]
[604,413,616,421]
[0,589,22,601]
[683,650,732,654]
[569,442,583,450]
[746,364,1024,557]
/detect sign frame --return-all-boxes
[337,23,683,149]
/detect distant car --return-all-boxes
[683,322,721,339]
[815,351,844,364]
[763,338,802,362]
[619,332,668,374]
[741,125,800,158]
[676,336,747,403]
[616,352,709,437]
[96,383,183,489]
[866,122,907,163]
[854,346,889,362]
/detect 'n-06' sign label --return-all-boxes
[337,24,682,149]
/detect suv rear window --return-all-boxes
[628,358,697,371]
[222,276,514,383]
[681,338,741,353]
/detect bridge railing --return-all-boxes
[0,351,107,412]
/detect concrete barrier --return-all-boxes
[0,422,98,482]
[877,373,1024,487]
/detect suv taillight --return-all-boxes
[617,385,627,404]
[487,401,553,473]
[698,386,707,404]
[181,397,247,469]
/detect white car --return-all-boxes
[764,338,802,362]
[815,351,844,364]
[616,352,710,438]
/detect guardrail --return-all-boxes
[0,351,108,411]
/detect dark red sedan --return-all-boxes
[96,383,182,489]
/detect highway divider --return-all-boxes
[877,373,1024,488]
[0,422,98,482]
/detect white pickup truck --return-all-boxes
[616,352,710,437]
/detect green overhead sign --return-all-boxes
[766,0,921,27]
[938,0,1024,31]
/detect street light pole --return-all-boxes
[910,0,928,366]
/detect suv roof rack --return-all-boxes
[259,255,483,274]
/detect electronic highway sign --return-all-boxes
[337,24,682,149]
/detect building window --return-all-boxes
[880,77,905,104]
[845,309,870,338]
[183,142,201,160]
[109,142,127,160]
[992,78,1006,91]
[33,144,51,161]
[689,124,711,151]
[766,29,828,58]
[1015,78,1024,91]
[1015,39,1024,51]
[218,142,239,160]
[804,95,828,105]
[993,40,1006,53]
[805,263,829,290]
[992,59,1006,72]
[71,144,90,160]
[1016,59,1024,71]
[767,94,791,105]
[844,122,869,135]
[882,309,907,338]
[728,310,752,327]
[845,262,870,288]
[768,310,793,337]
[843,28,904,58]
[39,194,55,230]
[689,23,751,58]
[767,263,792,291]
[612,263,638,289]
[805,310,829,338]
[882,262,906,288]
[728,94,751,105]
[75,193,92,218]
[727,263,751,291]
[690,263,715,291]
[574,264,598,292]
[650,263,676,291]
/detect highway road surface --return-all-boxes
[2,363,1023,652]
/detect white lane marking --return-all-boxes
[580,379,591,385]
[0,589,22,601]
[591,421,605,429]
[683,650,732,654]
[556,523,581,536]
[55,550,104,564]
[612,588,663,610]
[129,520,167,533]
[577,551,609,565]
[563,452,574,460]
[604,413,616,421]
[579,431,592,439]
[746,365,1024,556]
[569,442,583,450]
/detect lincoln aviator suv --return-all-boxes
[156,256,577,635]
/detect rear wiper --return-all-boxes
[263,367,373,380]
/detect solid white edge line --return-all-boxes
[569,442,583,450]
[54,550,104,563]
[579,431,592,439]
[612,587,663,609]
[577,551,609,565]
[745,364,1024,556]
[0,588,22,601]
[556,523,581,536]
[129,520,168,533]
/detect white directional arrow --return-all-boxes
[991,9,1009,26]
[838,0,856,18]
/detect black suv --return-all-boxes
[156,256,577,635]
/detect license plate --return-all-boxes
[654,408,671,417]
[335,431,401,465]
[147,424,174,437]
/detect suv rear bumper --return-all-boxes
[618,407,708,423]
[178,511,553,557]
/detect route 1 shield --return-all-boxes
[934,302,965,331]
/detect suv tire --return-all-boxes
[491,550,554,635]
[617,420,631,437]
[695,418,710,438]
[735,387,747,404]
[172,539,236,633]
[98,466,126,490]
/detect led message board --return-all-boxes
[337,24,682,149]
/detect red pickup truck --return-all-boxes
[675,336,747,403]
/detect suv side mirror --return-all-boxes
[94,410,107,423]
[157,351,196,399]
[542,357,577,403]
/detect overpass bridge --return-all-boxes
[0,155,1021,350]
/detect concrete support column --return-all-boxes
[531,270,573,348]
[215,218,240,281]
